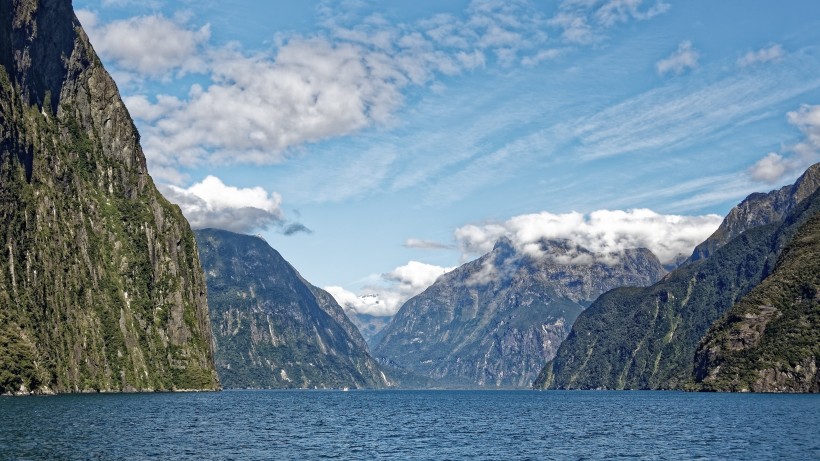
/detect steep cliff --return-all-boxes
[535,164,820,390]
[693,188,820,392]
[688,163,820,262]
[195,229,389,389]
[374,238,665,387]
[0,0,218,394]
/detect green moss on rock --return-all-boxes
[0,0,218,394]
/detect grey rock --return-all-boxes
[688,163,820,263]
[196,229,389,389]
[374,238,665,388]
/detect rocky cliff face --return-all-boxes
[195,229,389,389]
[688,163,820,262]
[0,0,219,394]
[373,238,665,387]
[693,187,820,392]
[535,164,820,390]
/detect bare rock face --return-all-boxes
[689,163,820,263]
[0,0,218,394]
[373,238,665,388]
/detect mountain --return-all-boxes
[688,164,820,262]
[535,164,820,390]
[347,310,392,346]
[0,0,218,394]
[693,187,820,392]
[373,238,665,387]
[195,229,389,389]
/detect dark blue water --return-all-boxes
[1,390,818,460]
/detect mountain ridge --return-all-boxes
[374,238,665,387]
[196,228,389,389]
[688,163,820,263]
[535,163,820,390]
[693,186,820,392]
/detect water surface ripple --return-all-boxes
[1,390,818,460]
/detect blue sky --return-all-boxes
[73,0,820,316]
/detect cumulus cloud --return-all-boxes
[749,104,820,183]
[81,1,669,182]
[656,41,699,76]
[158,176,284,233]
[121,94,182,122]
[77,10,209,77]
[737,44,784,67]
[385,261,454,292]
[140,38,410,175]
[454,209,722,265]
[788,104,820,151]
[326,261,454,317]
[749,153,789,183]
[325,287,388,316]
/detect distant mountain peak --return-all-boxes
[493,236,515,251]
[374,234,666,387]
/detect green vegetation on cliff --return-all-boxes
[196,229,388,389]
[0,0,218,394]
[535,164,820,390]
[693,188,820,392]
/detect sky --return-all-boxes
[73,0,820,318]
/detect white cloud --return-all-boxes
[548,12,596,44]
[83,1,670,181]
[570,72,820,161]
[101,0,161,7]
[738,44,784,67]
[521,48,563,67]
[327,261,454,317]
[324,287,389,317]
[454,209,722,264]
[749,152,789,183]
[138,38,410,175]
[404,238,453,250]
[788,104,820,150]
[121,94,182,122]
[330,207,721,316]
[551,0,670,44]
[594,0,670,26]
[656,41,699,76]
[78,11,209,77]
[385,261,454,292]
[749,104,820,184]
[158,176,283,233]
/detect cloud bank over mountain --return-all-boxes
[326,261,454,317]
[455,209,722,265]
